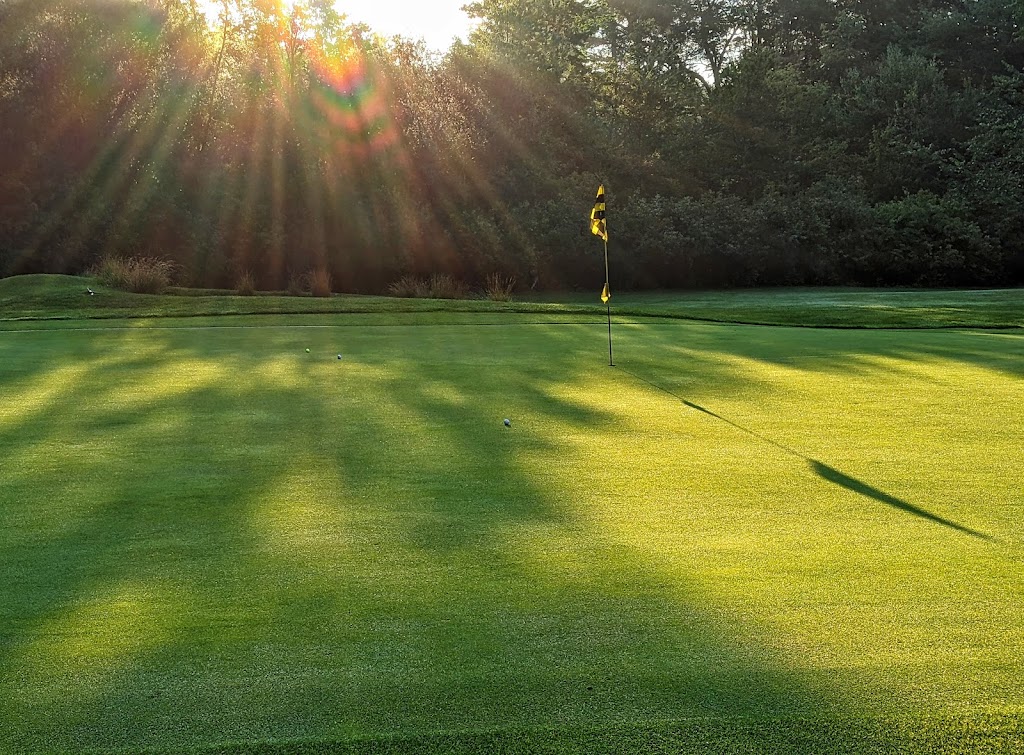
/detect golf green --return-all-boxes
[0,317,1021,753]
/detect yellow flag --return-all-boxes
[590,184,608,242]
[601,282,610,303]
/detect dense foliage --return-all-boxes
[1,0,1022,291]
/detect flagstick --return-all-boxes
[604,237,614,367]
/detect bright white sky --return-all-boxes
[338,1,474,50]
[197,1,475,52]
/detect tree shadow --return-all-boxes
[0,317,1017,751]
[0,322,847,751]
[625,319,1024,381]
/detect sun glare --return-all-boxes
[196,0,299,26]
[194,1,474,50]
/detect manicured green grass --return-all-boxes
[0,283,1022,753]
[2,274,1022,328]
[546,287,1024,328]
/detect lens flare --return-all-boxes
[306,44,399,159]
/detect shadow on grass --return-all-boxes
[626,320,1024,380]
[0,324,841,752]
[0,319,1014,752]
[689,396,996,542]
[626,374,997,544]
[809,460,996,542]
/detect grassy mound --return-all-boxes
[1,274,1022,328]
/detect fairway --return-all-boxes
[1,315,1022,753]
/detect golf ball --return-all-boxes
[337,354,343,360]
[305,348,310,353]
[503,418,511,427]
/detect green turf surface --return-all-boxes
[2,274,1023,328]
[1,284,1022,753]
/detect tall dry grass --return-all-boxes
[92,256,175,294]
[235,270,256,296]
[427,274,468,299]
[309,268,333,297]
[387,275,430,298]
[386,274,471,299]
[287,271,306,296]
[484,273,516,301]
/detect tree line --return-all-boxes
[1,0,1022,292]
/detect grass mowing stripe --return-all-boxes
[1,317,1021,752]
